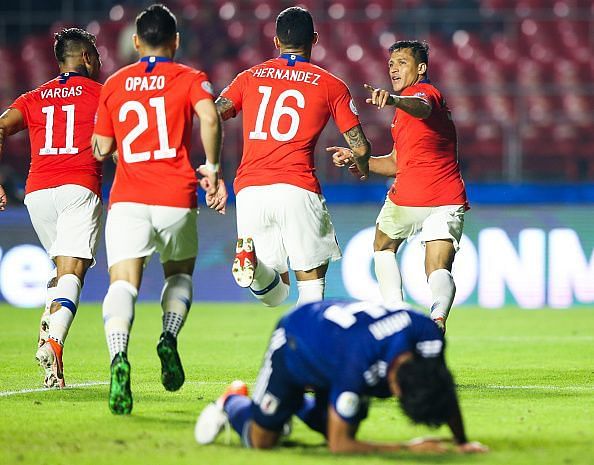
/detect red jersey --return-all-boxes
[388,80,468,208]
[221,54,361,194]
[94,57,215,208]
[10,73,102,196]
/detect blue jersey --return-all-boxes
[275,300,444,422]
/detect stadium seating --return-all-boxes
[1,0,592,183]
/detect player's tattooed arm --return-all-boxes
[342,125,371,179]
[91,134,116,162]
[215,97,236,121]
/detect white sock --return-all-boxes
[44,268,58,316]
[296,278,325,306]
[42,285,58,330]
[161,273,193,337]
[48,274,81,345]
[250,262,289,307]
[428,269,456,321]
[374,250,404,305]
[103,280,137,361]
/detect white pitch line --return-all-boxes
[4,381,592,397]
[0,381,108,397]
[0,380,253,398]
[453,336,594,342]
[483,384,594,392]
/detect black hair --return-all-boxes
[276,6,314,48]
[389,40,429,67]
[136,3,177,47]
[396,355,456,427]
[53,28,98,64]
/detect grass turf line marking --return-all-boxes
[0,381,108,397]
[458,384,594,392]
[0,380,254,397]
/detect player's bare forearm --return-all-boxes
[195,99,222,165]
[369,150,397,177]
[364,84,432,119]
[215,96,236,121]
[0,184,7,211]
[0,108,26,155]
[343,125,371,179]
[343,125,371,159]
[326,409,446,454]
[200,118,222,166]
[447,399,468,445]
[391,95,432,119]
[91,134,115,162]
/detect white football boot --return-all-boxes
[232,238,256,288]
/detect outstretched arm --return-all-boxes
[327,147,396,179]
[364,83,432,119]
[326,407,447,454]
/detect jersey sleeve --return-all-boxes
[93,86,114,137]
[9,93,30,128]
[327,78,361,134]
[188,71,215,107]
[219,70,249,115]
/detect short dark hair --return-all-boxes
[396,355,456,427]
[389,40,429,67]
[136,3,177,47]
[276,7,314,48]
[54,28,97,64]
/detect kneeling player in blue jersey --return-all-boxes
[195,300,487,454]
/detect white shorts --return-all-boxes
[236,184,341,273]
[24,184,102,261]
[376,197,465,251]
[105,202,198,268]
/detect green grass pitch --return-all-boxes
[1,303,593,465]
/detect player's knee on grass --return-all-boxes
[248,422,281,449]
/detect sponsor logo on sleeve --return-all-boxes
[335,391,360,418]
[202,81,215,95]
[349,99,359,116]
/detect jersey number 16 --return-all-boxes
[249,86,305,142]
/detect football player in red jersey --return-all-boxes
[0,28,102,388]
[213,7,371,308]
[92,4,222,415]
[330,40,468,332]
